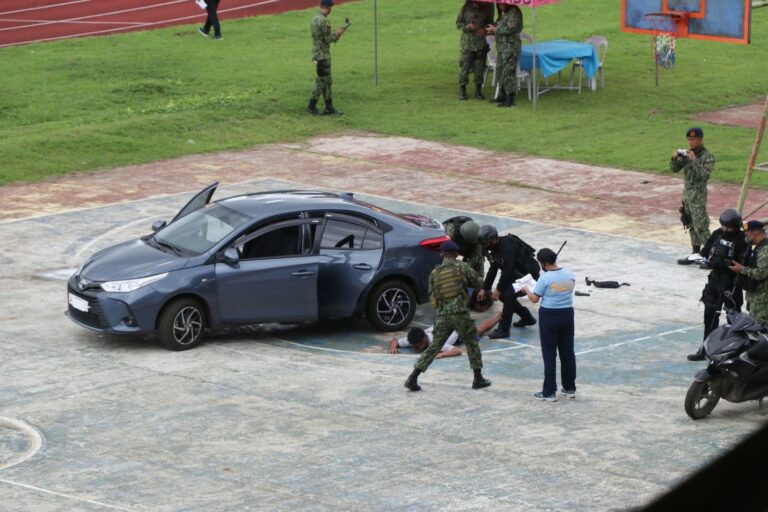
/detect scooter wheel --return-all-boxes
[684,380,721,420]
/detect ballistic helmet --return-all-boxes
[719,208,742,230]
[477,225,498,246]
[459,221,480,245]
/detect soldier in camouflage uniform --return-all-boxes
[670,127,715,264]
[456,1,494,101]
[486,4,523,107]
[443,217,484,277]
[307,0,347,116]
[730,221,768,325]
[404,240,491,391]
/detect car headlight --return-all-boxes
[100,273,168,293]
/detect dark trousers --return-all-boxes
[203,0,221,37]
[538,307,576,396]
[499,286,533,329]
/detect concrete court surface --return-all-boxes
[1,135,768,511]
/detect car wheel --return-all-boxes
[366,280,416,331]
[157,298,206,351]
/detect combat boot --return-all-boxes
[307,99,320,115]
[513,308,537,328]
[404,368,422,391]
[498,93,515,108]
[472,369,492,389]
[322,99,343,115]
[490,90,506,104]
[488,326,510,339]
[475,83,485,100]
[459,86,468,100]
[687,346,706,361]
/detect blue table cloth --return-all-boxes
[519,39,599,79]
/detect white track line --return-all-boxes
[0,479,140,512]
[575,326,696,356]
[0,417,43,471]
[0,0,92,16]
[0,18,146,26]
[0,0,279,46]
[0,0,188,33]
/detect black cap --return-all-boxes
[686,127,704,138]
[745,220,765,232]
[440,240,461,253]
[320,0,334,6]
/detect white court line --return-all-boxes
[0,18,146,26]
[0,0,92,16]
[0,0,279,46]
[575,326,696,356]
[484,344,536,353]
[0,479,140,511]
[269,336,391,356]
[0,417,43,471]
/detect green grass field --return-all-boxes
[1,0,766,186]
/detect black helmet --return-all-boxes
[477,225,498,246]
[719,208,742,229]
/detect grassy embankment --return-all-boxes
[0,0,766,185]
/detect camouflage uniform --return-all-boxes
[444,220,484,277]
[494,6,523,97]
[310,12,340,103]
[670,146,715,248]
[415,258,483,372]
[741,240,768,325]
[456,3,493,87]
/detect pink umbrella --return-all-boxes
[474,0,562,109]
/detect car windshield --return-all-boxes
[155,204,251,256]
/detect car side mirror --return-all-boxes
[221,247,240,266]
[152,220,167,232]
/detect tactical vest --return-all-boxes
[433,263,464,305]
[744,239,768,293]
[707,231,737,272]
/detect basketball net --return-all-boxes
[643,12,684,69]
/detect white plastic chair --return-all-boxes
[569,35,608,93]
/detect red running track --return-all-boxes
[0,0,352,48]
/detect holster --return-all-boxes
[679,203,692,229]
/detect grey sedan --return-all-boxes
[67,184,449,350]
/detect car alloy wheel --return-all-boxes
[173,306,203,346]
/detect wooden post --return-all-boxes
[737,95,768,214]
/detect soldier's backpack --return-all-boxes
[505,234,541,280]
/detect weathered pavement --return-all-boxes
[1,134,767,512]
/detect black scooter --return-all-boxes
[685,297,768,420]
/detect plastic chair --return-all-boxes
[482,35,497,92]
[569,35,608,93]
[520,32,533,45]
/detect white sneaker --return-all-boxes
[560,388,576,399]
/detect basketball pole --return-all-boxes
[737,94,768,215]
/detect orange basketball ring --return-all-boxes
[642,11,687,68]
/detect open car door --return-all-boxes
[171,182,219,223]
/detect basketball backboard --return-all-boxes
[621,0,751,44]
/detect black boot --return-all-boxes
[498,93,514,108]
[404,368,422,391]
[513,308,537,328]
[509,92,516,106]
[307,99,319,115]
[687,346,706,361]
[488,324,511,339]
[472,369,491,389]
[323,99,343,115]
[475,84,485,100]
[490,90,506,104]
[459,86,468,100]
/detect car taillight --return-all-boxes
[419,236,451,251]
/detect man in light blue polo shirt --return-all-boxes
[522,248,577,402]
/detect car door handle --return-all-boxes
[291,270,315,277]
[353,264,373,271]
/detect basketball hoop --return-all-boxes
[643,12,687,86]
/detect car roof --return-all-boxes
[215,190,382,220]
